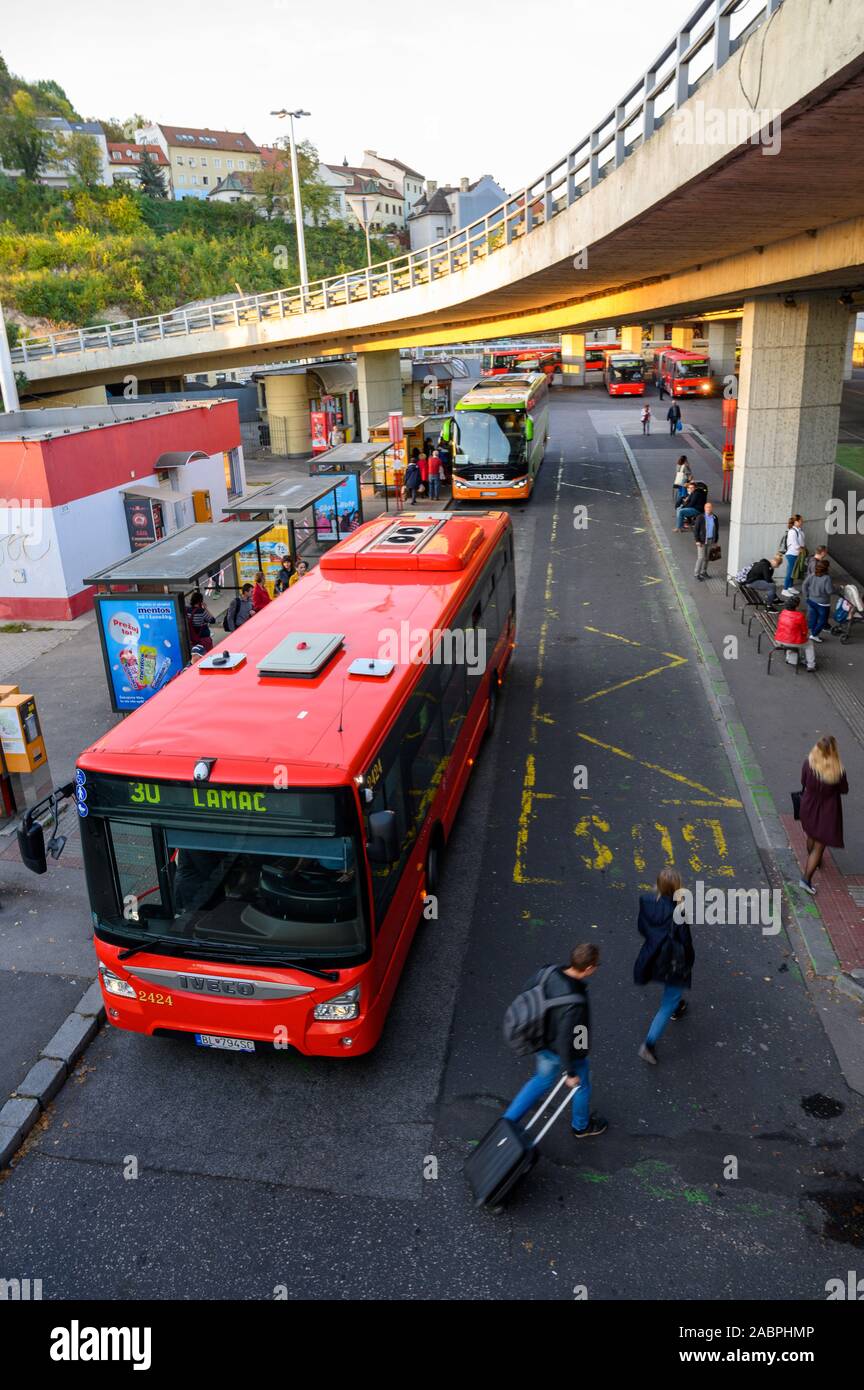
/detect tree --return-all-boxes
[32,78,76,119]
[250,164,292,220]
[268,138,335,227]
[0,91,56,179]
[137,149,166,198]
[66,131,103,189]
[100,114,149,142]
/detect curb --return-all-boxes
[0,977,103,1169]
[618,428,864,1010]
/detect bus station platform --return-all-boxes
[622,422,864,987]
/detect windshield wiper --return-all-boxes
[118,936,188,961]
[117,935,338,980]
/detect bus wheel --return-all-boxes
[425,829,444,896]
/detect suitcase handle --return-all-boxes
[523,1073,576,1145]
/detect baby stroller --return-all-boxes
[830,583,864,644]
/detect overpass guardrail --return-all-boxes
[10,0,783,368]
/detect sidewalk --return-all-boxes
[624,423,864,986]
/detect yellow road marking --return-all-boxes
[575,731,742,807]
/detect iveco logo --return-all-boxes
[177,974,255,997]
[129,966,314,1001]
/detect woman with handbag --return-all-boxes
[797,735,848,895]
[634,868,695,1065]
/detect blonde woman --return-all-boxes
[634,868,695,1065]
[798,736,848,895]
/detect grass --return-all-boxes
[0,623,53,633]
[835,443,864,478]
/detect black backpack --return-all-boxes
[502,966,574,1057]
[223,598,240,633]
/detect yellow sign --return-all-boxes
[234,525,292,595]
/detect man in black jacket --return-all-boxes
[693,502,720,580]
[502,943,607,1138]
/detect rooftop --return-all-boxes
[156,125,260,155]
[0,400,229,444]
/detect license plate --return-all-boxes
[194,1033,255,1052]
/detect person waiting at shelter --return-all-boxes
[252,571,271,613]
[738,555,783,606]
[666,401,682,435]
[675,479,707,531]
[403,453,422,504]
[673,455,692,503]
[802,557,839,642]
[427,448,442,501]
[273,555,296,594]
[693,501,719,581]
[805,545,829,579]
[186,591,215,653]
[224,583,254,631]
[775,595,816,671]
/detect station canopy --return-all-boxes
[309,441,390,472]
[85,520,273,589]
[223,474,361,519]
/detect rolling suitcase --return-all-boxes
[465,1074,574,1209]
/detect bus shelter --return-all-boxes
[85,521,273,713]
[223,473,362,561]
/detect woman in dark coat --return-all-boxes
[798,735,848,895]
[634,867,695,1066]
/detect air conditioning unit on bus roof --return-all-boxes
[320,515,486,574]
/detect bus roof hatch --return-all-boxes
[257,631,344,678]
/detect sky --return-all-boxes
[2,0,698,192]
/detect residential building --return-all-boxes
[361,151,425,218]
[136,124,261,200]
[323,162,405,232]
[207,171,257,204]
[408,175,509,251]
[107,141,171,191]
[0,118,112,187]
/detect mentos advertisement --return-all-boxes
[95,595,188,713]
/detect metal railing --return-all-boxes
[10,0,783,369]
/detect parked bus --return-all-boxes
[603,350,646,396]
[444,373,549,502]
[68,513,515,1058]
[654,347,715,397]
[585,342,620,376]
[481,345,561,378]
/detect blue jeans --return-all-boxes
[503,1049,591,1132]
[807,600,829,637]
[645,984,684,1047]
[676,505,699,529]
[784,553,798,590]
[428,475,440,500]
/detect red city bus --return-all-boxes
[654,347,714,397]
[76,512,516,1058]
[603,351,645,396]
[481,345,561,377]
[585,342,620,376]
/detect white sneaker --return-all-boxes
[810,634,823,643]
[780,589,794,597]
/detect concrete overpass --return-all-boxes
[9,0,864,570]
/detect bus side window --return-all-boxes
[365,751,410,927]
[401,667,444,842]
[440,660,467,752]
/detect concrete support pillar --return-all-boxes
[728,294,849,576]
[707,320,739,390]
[671,326,694,350]
[620,325,644,353]
[650,322,667,343]
[843,312,856,382]
[266,372,311,456]
[560,332,586,386]
[357,348,403,440]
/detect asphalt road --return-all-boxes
[1,391,862,1301]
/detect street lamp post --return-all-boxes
[0,299,20,413]
[270,108,310,288]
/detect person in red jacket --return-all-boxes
[251,571,271,613]
[416,447,429,496]
[775,596,815,671]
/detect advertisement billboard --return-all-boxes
[95,594,189,714]
[313,474,361,542]
[233,525,292,595]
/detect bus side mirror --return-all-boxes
[18,818,47,875]
[366,809,398,864]
[440,419,452,443]
[524,417,534,441]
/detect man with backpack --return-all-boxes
[502,943,607,1139]
[223,583,254,633]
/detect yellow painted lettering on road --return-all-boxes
[681,819,735,878]
[573,815,613,871]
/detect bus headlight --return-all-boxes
[314,985,360,1021]
[99,964,136,999]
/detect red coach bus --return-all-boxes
[482,345,561,377]
[75,512,515,1058]
[603,351,645,396]
[654,347,714,397]
[585,342,620,376]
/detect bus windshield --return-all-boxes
[97,818,367,961]
[611,360,643,382]
[676,359,710,377]
[454,409,526,467]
